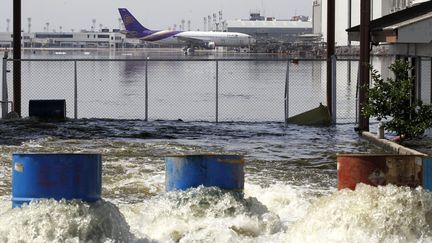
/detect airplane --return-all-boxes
[118,8,255,54]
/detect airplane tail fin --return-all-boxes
[118,8,151,33]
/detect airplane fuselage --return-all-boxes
[118,8,255,51]
[139,30,254,47]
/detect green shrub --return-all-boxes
[362,59,432,139]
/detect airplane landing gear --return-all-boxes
[183,47,195,55]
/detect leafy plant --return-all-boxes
[362,59,432,139]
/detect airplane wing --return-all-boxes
[175,36,208,45]
[120,30,140,38]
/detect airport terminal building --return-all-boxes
[0,30,141,49]
[226,13,312,42]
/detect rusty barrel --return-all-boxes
[337,154,423,190]
[165,154,244,191]
[12,153,102,208]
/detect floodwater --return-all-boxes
[0,50,431,242]
[1,49,369,122]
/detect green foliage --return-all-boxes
[362,59,432,139]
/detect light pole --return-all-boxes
[92,19,96,32]
[27,17,31,33]
[6,18,10,32]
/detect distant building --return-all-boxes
[0,32,12,48]
[347,1,432,119]
[226,12,312,43]
[313,0,428,46]
[0,30,142,49]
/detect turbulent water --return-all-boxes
[0,119,432,242]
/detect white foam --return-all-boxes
[285,184,432,243]
[0,199,136,242]
[119,186,284,242]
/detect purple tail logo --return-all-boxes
[118,8,151,34]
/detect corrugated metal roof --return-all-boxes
[347,0,432,32]
[227,20,312,29]
[383,11,432,30]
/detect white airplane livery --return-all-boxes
[119,8,255,53]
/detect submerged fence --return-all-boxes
[2,58,361,123]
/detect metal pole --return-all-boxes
[348,0,352,47]
[359,0,370,131]
[2,56,8,119]
[355,62,361,125]
[284,60,290,126]
[13,0,22,117]
[327,0,335,117]
[347,0,352,85]
[416,57,422,101]
[74,61,78,119]
[145,58,149,121]
[216,60,219,123]
[332,55,337,124]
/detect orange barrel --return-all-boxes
[337,154,423,190]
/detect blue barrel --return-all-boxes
[423,157,432,190]
[12,153,102,208]
[165,154,244,191]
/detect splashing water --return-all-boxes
[285,184,432,243]
[0,199,135,242]
[1,121,427,242]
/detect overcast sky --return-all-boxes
[1,0,312,32]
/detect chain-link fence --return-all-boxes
[2,58,365,123]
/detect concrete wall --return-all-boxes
[420,57,431,104]
[314,0,383,46]
[313,0,323,34]
[226,26,312,42]
[397,17,432,44]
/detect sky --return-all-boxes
[1,0,312,32]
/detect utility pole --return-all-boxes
[326,0,335,118]
[213,13,217,31]
[6,18,10,32]
[204,17,207,31]
[218,11,223,32]
[118,18,123,30]
[27,17,31,33]
[181,19,185,31]
[13,0,22,116]
[358,0,371,131]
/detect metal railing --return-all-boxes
[2,57,358,123]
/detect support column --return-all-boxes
[13,0,21,116]
[358,0,370,131]
[327,0,335,117]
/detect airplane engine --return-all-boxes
[205,42,216,49]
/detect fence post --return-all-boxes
[284,60,290,127]
[2,55,8,119]
[145,58,149,121]
[331,55,337,124]
[74,61,78,119]
[216,60,219,123]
